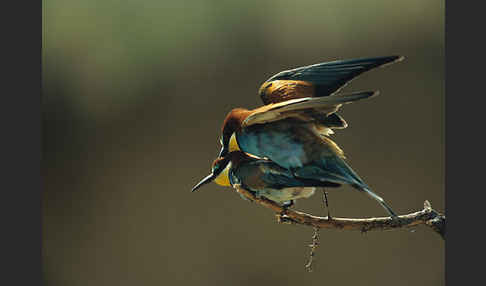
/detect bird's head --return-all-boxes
[218,108,249,157]
[191,156,233,192]
[191,151,256,192]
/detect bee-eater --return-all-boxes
[212,91,398,217]
[195,56,403,217]
[192,151,340,207]
[219,55,403,158]
[219,90,376,163]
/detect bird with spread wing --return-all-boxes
[193,56,404,217]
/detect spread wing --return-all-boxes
[243,91,378,127]
[258,55,403,105]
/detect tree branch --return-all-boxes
[235,185,445,240]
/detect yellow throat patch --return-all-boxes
[228,133,240,152]
[214,162,232,187]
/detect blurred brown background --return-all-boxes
[43,1,444,285]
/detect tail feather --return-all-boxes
[358,186,397,218]
[330,157,398,218]
[294,155,397,217]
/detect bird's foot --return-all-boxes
[276,200,294,224]
[276,212,293,224]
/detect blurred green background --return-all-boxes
[43,0,444,285]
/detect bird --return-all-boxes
[218,90,377,169]
[195,55,404,217]
[191,151,340,207]
[219,55,403,158]
[200,91,398,217]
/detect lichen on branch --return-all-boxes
[234,185,446,239]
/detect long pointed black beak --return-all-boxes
[192,155,231,192]
[191,173,217,192]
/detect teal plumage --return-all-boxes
[193,56,403,217]
[192,151,334,206]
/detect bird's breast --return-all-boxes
[257,187,317,203]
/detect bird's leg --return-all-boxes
[281,200,294,215]
[277,200,294,224]
[322,188,332,219]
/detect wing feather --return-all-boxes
[243,91,378,127]
[259,55,403,104]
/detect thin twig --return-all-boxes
[235,185,446,239]
[304,227,320,272]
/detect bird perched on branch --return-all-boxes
[192,151,339,208]
[194,55,404,217]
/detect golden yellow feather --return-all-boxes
[214,162,232,187]
[228,133,240,152]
